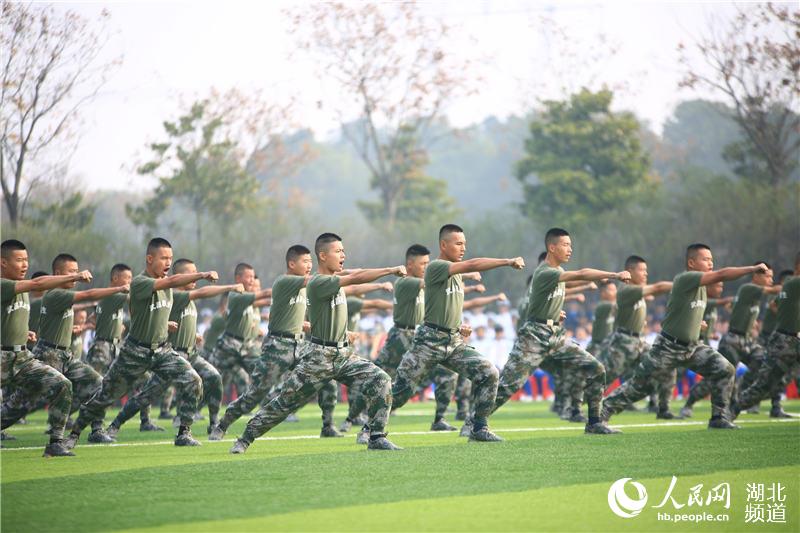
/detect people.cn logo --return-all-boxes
[608,478,649,518]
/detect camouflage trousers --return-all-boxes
[113,349,222,427]
[86,339,119,375]
[738,331,800,411]
[241,342,391,443]
[494,321,605,419]
[1,348,72,440]
[212,334,252,400]
[391,324,499,427]
[604,334,734,419]
[346,327,413,421]
[73,339,202,433]
[32,343,103,415]
[688,332,778,409]
[219,336,337,431]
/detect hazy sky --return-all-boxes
[51,0,754,191]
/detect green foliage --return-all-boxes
[515,89,651,229]
[126,100,260,261]
[29,192,96,230]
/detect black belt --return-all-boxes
[223,332,245,342]
[1,345,26,352]
[728,328,747,337]
[616,328,641,338]
[269,330,303,341]
[127,337,168,351]
[394,323,417,331]
[423,322,459,334]
[174,347,189,354]
[309,336,348,348]
[661,332,690,347]
[95,337,119,344]
[776,329,800,338]
[39,340,69,351]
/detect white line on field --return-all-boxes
[2,417,797,452]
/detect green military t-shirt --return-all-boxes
[615,285,646,334]
[424,260,464,330]
[204,313,226,347]
[661,271,706,343]
[38,289,76,348]
[347,297,363,331]
[168,291,197,350]
[525,263,565,323]
[775,276,800,334]
[95,293,127,341]
[268,275,307,335]
[729,283,764,336]
[591,301,616,343]
[393,277,424,327]
[246,304,261,342]
[700,299,720,343]
[28,298,42,335]
[307,274,347,343]
[225,292,256,339]
[1,279,30,346]
[129,272,173,345]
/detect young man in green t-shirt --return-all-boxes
[211,262,272,397]
[735,253,800,418]
[212,245,341,440]
[86,264,132,375]
[603,243,768,429]
[66,238,217,449]
[483,228,630,436]
[230,233,407,453]
[32,254,130,435]
[682,264,784,418]
[0,239,93,457]
[106,258,243,436]
[595,255,673,418]
[371,224,524,443]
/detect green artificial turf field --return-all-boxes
[2,400,798,532]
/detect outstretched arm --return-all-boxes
[463,293,507,310]
[14,271,92,294]
[566,281,598,294]
[448,258,524,276]
[73,285,129,303]
[344,281,393,296]
[464,283,486,294]
[338,267,406,288]
[154,271,218,291]
[360,299,393,311]
[641,281,673,297]
[559,269,631,283]
[700,263,767,286]
[190,283,245,301]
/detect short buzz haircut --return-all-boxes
[686,243,711,263]
[234,262,254,277]
[52,253,78,273]
[31,271,48,279]
[438,224,464,241]
[778,269,793,282]
[146,237,172,255]
[753,261,771,271]
[545,228,569,247]
[405,244,430,261]
[110,263,132,279]
[625,255,647,270]
[599,279,615,290]
[1,239,26,258]
[173,258,194,274]
[314,233,342,258]
[537,252,547,264]
[286,245,312,266]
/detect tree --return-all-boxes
[514,89,651,230]
[678,3,800,186]
[287,2,478,227]
[0,3,119,227]
[127,98,260,263]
